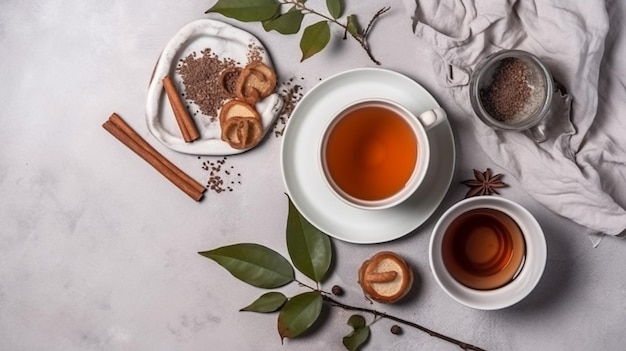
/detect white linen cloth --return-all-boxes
[403,0,626,243]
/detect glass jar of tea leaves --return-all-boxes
[469,50,554,142]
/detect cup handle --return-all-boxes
[417,107,447,131]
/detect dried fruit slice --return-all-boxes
[219,67,242,96]
[220,116,264,149]
[219,99,261,124]
[358,251,414,303]
[218,99,264,149]
[235,61,277,105]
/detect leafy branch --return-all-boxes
[323,295,486,351]
[199,196,486,350]
[206,0,390,64]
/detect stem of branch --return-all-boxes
[322,295,487,351]
[363,7,390,39]
[279,0,388,65]
[295,279,318,292]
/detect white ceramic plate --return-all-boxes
[429,196,547,310]
[145,19,283,155]
[281,68,456,244]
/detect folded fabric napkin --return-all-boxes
[403,0,626,244]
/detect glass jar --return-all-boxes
[469,50,554,142]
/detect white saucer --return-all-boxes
[281,68,456,244]
[145,19,283,155]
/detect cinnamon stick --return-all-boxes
[162,75,200,142]
[102,113,205,201]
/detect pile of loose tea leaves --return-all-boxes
[480,58,533,123]
[177,48,239,122]
[177,45,265,122]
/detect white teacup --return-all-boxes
[429,196,547,310]
[319,99,446,210]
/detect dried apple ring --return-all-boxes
[220,116,264,149]
[235,61,277,105]
[219,100,261,125]
[219,67,242,96]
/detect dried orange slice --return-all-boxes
[235,61,277,105]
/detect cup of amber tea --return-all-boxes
[319,99,446,210]
[429,196,547,310]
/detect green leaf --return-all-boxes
[199,243,294,288]
[241,292,287,313]
[206,0,280,22]
[286,197,332,283]
[347,314,366,329]
[277,291,323,340]
[326,0,343,19]
[262,6,304,34]
[346,14,361,37]
[300,21,331,62]
[343,314,370,351]
[343,326,370,351]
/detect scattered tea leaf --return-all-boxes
[300,21,331,62]
[343,314,370,351]
[326,0,343,19]
[346,14,361,37]
[241,292,288,313]
[263,6,304,34]
[199,243,294,288]
[277,291,323,340]
[286,198,332,283]
[206,0,280,22]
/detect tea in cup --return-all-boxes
[429,196,547,310]
[319,99,446,210]
[441,207,526,290]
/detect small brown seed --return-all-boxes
[331,285,344,296]
[391,325,402,335]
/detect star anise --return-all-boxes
[461,168,508,198]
